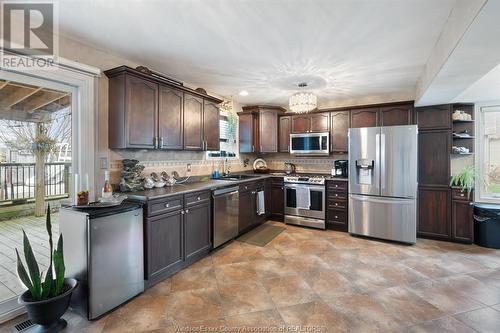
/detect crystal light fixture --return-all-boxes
[289,82,317,113]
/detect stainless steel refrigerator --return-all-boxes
[348,125,418,244]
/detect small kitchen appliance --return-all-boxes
[334,160,348,177]
[290,132,329,156]
[284,162,296,175]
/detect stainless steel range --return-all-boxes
[284,174,326,229]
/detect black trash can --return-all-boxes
[474,203,500,249]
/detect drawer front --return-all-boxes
[327,210,347,223]
[328,191,347,200]
[148,195,183,216]
[271,177,284,186]
[327,199,347,210]
[451,188,472,201]
[185,190,210,207]
[239,183,255,193]
[327,181,348,191]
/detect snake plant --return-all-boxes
[450,166,476,199]
[15,204,65,301]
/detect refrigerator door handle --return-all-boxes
[375,132,380,193]
[380,132,386,191]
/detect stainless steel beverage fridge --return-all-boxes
[348,125,418,243]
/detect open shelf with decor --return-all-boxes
[451,104,475,155]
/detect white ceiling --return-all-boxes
[417,0,500,106]
[58,0,459,107]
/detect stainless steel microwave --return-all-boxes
[290,132,329,156]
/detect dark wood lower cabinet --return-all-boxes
[326,180,348,231]
[146,210,184,282]
[417,186,451,239]
[238,187,254,233]
[270,178,284,221]
[143,191,211,287]
[184,202,211,260]
[451,188,474,243]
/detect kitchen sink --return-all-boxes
[217,174,259,181]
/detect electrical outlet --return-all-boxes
[186,163,191,172]
[100,157,108,169]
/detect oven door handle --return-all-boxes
[284,184,325,192]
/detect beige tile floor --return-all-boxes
[3,220,500,333]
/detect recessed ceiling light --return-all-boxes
[239,90,249,96]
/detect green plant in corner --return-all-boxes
[15,204,65,301]
[450,166,476,199]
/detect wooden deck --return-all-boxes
[0,214,58,302]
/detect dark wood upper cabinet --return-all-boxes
[105,66,222,151]
[418,186,451,239]
[291,114,310,133]
[107,73,158,149]
[415,105,451,130]
[126,76,158,148]
[418,130,450,186]
[238,113,257,153]
[183,93,204,150]
[330,111,349,153]
[379,104,413,126]
[291,113,329,133]
[310,113,329,132]
[203,100,220,151]
[279,116,291,152]
[239,106,286,153]
[259,109,279,152]
[158,85,183,149]
[350,108,379,128]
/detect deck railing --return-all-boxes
[0,162,71,204]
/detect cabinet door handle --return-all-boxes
[165,203,170,208]
[160,137,164,148]
[252,145,255,152]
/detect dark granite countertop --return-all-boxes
[125,172,348,202]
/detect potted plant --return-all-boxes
[16,204,77,333]
[450,166,476,199]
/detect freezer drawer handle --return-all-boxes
[351,195,413,204]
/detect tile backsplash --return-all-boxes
[109,150,348,184]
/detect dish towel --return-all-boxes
[296,187,311,210]
[257,190,266,215]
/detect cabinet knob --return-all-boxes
[460,193,464,197]
[181,210,185,215]
[197,196,201,201]
[335,194,338,197]
[165,203,170,208]
[185,209,189,214]
[335,185,338,188]
[335,203,338,206]
[334,215,338,219]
